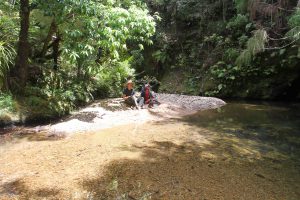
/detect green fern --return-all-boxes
[236,29,267,66]
[248,30,267,54]
[236,49,252,67]
[0,41,16,89]
[286,26,300,40]
[234,0,249,14]
[288,8,300,28]
[152,50,169,64]
[286,8,300,40]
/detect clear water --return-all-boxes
[1,101,300,161]
[1,101,300,199]
[183,101,300,161]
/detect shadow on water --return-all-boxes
[2,140,299,199]
[1,101,300,199]
[79,101,300,200]
[80,140,300,200]
[0,179,61,199]
[0,127,64,145]
[181,101,300,160]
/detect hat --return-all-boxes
[125,80,134,87]
[126,80,133,85]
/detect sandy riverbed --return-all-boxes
[1,96,299,199]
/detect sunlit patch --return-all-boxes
[200,151,218,160]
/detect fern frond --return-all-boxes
[236,29,267,67]
[0,41,16,89]
[234,0,249,13]
[235,49,252,67]
[285,26,300,40]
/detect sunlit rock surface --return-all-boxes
[48,94,226,136]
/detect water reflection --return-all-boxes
[0,127,63,145]
[183,101,300,160]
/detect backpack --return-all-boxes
[144,85,151,104]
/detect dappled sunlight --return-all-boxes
[1,101,299,199]
[181,102,300,161]
[40,95,225,137]
[1,0,299,198]
[0,179,61,200]
[79,139,299,199]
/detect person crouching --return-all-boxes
[122,80,144,109]
[141,83,160,108]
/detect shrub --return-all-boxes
[0,93,17,125]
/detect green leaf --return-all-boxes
[138,44,144,50]
[218,84,223,91]
[279,49,286,55]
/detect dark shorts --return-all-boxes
[124,96,144,107]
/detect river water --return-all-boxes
[184,101,300,161]
[0,100,299,199]
[1,100,300,163]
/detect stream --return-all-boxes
[0,100,299,199]
[186,101,300,161]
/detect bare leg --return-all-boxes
[137,97,144,108]
[131,96,140,109]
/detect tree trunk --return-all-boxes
[77,59,82,79]
[39,19,57,58]
[222,0,227,22]
[15,0,30,89]
[52,31,61,71]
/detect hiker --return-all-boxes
[122,80,144,109]
[141,83,160,108]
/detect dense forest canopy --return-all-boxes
[0,0,300,124]
[0,0,157,122]
[145,0,300,99]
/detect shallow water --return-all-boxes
[2,101,300,154]
[1,101,300,199]
[183,101,300,161]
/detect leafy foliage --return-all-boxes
[0,93,16,113]
[234,0,249,14]
[152,49,169,64]
[0,42,16,89]
[0,0,158,123]
[226,14,249,31]
[236,29,267,67]
[146,0,300,100]
[286,8,300,41]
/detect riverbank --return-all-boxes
[1,94,226,139]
